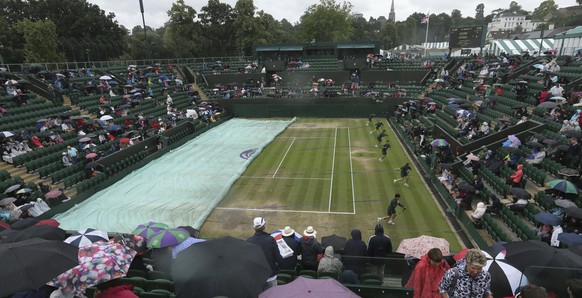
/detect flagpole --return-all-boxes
[424,12,430,57]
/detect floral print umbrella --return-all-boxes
[48,241,136,295]
[396,235,450,259]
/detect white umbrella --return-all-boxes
[55,73,66,78]
[4,79,17,85]
[0,131,14,138]
[466,153,480,161]
[483,251,529,297]
[64,228,108,248]
[99,115,113,121]
[99,75,112,80]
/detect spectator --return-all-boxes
[318,246,343,276]
[509,197,529,214]
[94,279,138,298]
[471,202,487,228]
[61,152,72,167]
[526,148,546,165]
[343,229,368,275]
[486,195,503,214]
[299,226,323,271]
[439,249,492,298]
[66,146,78,164]
[278,226,301,271]
[509,164,524,187]
[516,284,547,298]
[405,248,450,298]
[367,223,392,279]
[567,279,582,298]
[246,217,282,290]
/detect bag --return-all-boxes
[447,267,460,297]
[317,253,324,262]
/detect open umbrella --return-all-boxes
[508,188,532,200]
[85,153,97,159]
[432,139,449,147]
[146,228,189,248]
[0,197,16,205]
[558,168,580,177]
[466,153,480,161]
[107,125,122,132]
[0,238,79,297]
[562,130,582,138]
[3,184,21,194]
[536,102,557,109]
[79,137,91,142]
[549,96,566,102]
[99,75,112,80]
[556,144,570,152]
[119,138,131,144]
[48,241,137,295]
[564,207,582,219]
[458,182,476,193]
[132,222,169,239]
[15,188,33,194]
[504,240,582,272]
[546,179,578,194]
[508,135,521,146]
[171,237,206,259]
[260,277,360,298]
[396,235,450,258]
[558,233,582,247]
[542,139,558,146]
[1,225,66,243]
[44,189,63,199]
[99,115,113,121]
[0,131,14,138]
[172,236,272,298]
[321,234,347,253]
[64,228,109,248]
[525,141,544,148]
[534,212,562,226]
[10,218,39,230]
[555,199,578,208]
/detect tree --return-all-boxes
[233,0,262,55]
[17,19,64,63]
[350,13,374,41]
[507,1,528,15]
[451,9,463,27]
[164,0,200,58]
[298,0,353,43]
[532,0,559,21]
[198,0,235,56]
[513,24,524,33]
[378,22,398,49]
[475,4,484,19]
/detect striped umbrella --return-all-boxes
[431,139,449,147]
[546,179,579,195]
[147,228,189,248]
[64,228,108,248]
[132,221,169,239]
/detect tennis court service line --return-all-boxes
[215,206,355,215]
[239,176,330,181]
[348,127,356,214]
[328,128,337,212]
[272,137,296,178]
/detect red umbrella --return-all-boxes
[44,190,63,199]
[119,138,130,143]
[35,219,61,228]
[85,153,97,159]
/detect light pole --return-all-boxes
[139,0,150,61]
[0,44,4,65]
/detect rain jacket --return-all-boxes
[343,229,368,274]
[510,164,524,183]
[95,285,137,298]
[279,235,301,270]
[300,236,323,270]
[247,230,282,276]
[317,246,343,275]
[367,227,393,265]
[472,202,487,220]
[405,254,450,298]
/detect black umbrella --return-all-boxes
[508,188,532,200]
[458,183,476,193]
[537,102,557,109]
[529,132,547,142]
[4,184,22,194]
[562,130,582,138]
[501,147,524,156]
[503,240,582,272]
[564,207,582,219]
[558,233,582,247]
[556,144,570,152]
[321,234,347,253]
[558,168,580,177]
[1,225,66,243]
[10,218,39,230]
[525,141,544,148]
[543,139,559,146]
[534,212,562,226]
[172,236,271,298]
[0,238,79,297]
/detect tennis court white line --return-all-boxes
[278,137,326,139]
[272,137,296,178]
[215,206,355,215]
[239,176,330,181]
[348,128,356,214]
[328,128,338,212]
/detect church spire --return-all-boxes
[389,0,395,23]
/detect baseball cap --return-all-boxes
[253,217,265,229]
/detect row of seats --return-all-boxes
[483,213,512,242]
[104,151,148,177]
[277,269,382,285]
[499,206,539,241]
[0,106,75,132]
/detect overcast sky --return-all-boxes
[87,0,578,30]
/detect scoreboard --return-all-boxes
[449,26,485,48]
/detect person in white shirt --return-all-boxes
[549,83,564,97]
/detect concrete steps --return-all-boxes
[191,83,209,101]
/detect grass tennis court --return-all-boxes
[201,118,463,252]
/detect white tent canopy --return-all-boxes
[554,26,582,56]
[485,39,554,56]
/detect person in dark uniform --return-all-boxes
[379,140,391,162]
[378,194,406,224]
[375,129,387,147]
[393,162,412,186]
[370,121,384,134]
[367,113,375,126]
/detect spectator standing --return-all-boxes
[246,217,282,290]
[66,146,78,164]
[279,226,301,271]
[439,249,492,298]
[343,229,368,275]
[367,223,393,279]
[405,248,450,298]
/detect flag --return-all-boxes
[421,15,429,24]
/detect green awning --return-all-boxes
[279,45,303,51]
[255,46,280,52]
[337,43,376,49]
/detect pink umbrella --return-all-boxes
[466,153,480,161]
[44,189,63,199]
[508,135,521,146]
[85,153,97,159]
[396,235,450,258]
[259,277,359,298]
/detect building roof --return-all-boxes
[513,27,574,40]
[487,39,554,55]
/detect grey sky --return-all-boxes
[87,0,578,31]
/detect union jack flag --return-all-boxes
[421,15,429,24]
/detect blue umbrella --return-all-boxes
[534,212,562,226]
[558,233,582,247]
[107,125,122,132]
[532,64,544,70]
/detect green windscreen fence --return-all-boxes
[54,118,295,233]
